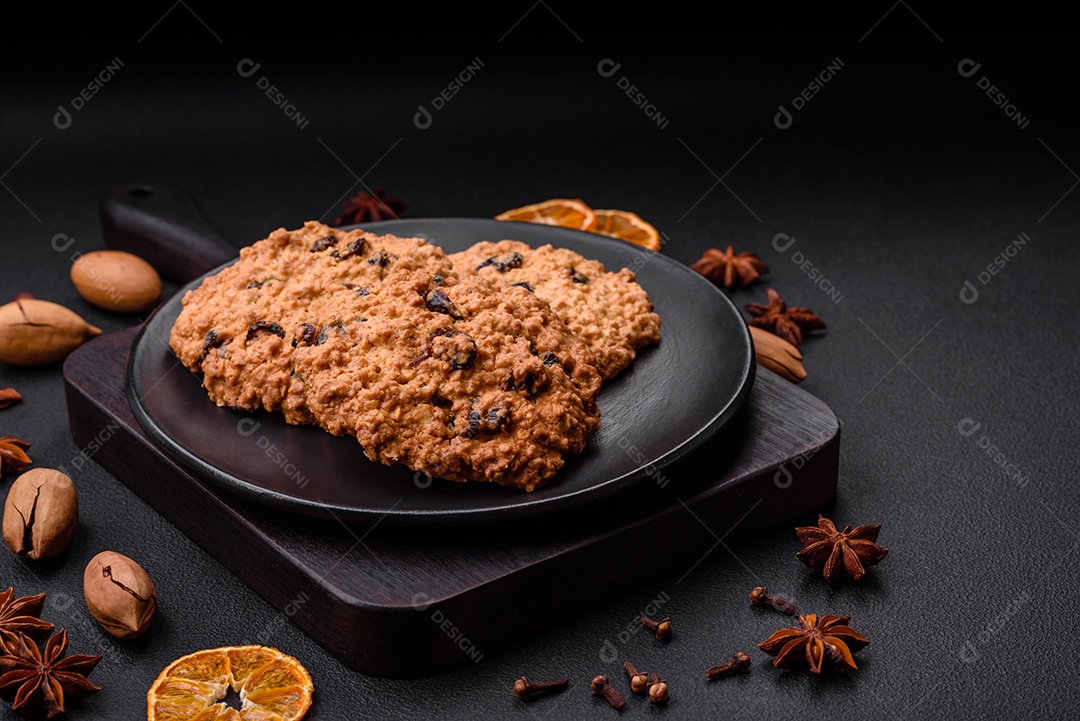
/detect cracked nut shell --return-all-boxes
[0,298,102,365]
[2,468,78,560]
[83,550,157,639]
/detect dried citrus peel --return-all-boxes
[147,645,313,721]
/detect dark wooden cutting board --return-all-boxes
[63,328,839,678]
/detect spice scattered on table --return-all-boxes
[758,614,869,674]
[748,326,807,383]
[335,189,406,225]
[705,652,751,680]
[750,586,798,615]
[83,550,157,639]
[0,588,54,653]
[623,661,649,693]
[691,246,769,288]
[590,674,626,710]
[0,629,102,720]
[647,672,669,704]
[3,469,78,560]
[513,676,569,701]
[147,645,313,721]
[0,299,102,366]
[0,437,32,477]
[796,515,889,583]
[0,388,21,410]
[637,614,672,641]
[744,288,825,347]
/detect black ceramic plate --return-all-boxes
[128,218,754,525]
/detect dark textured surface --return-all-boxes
[2,8,1079,720]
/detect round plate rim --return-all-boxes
[126,218,755,525]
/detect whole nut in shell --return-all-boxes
[2,468,79,559]
[0,298,102,365]
[70,250,162,313]
[83,550,157,639]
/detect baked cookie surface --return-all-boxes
[290,273,602,491]
[449,240,661,379]
[170,223,603,491]
[169,221,455,423]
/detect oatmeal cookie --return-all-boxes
[169,221,455,423]
[450,240,661,379]
[290,272,602,491]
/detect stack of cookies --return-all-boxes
[169,222,660,492]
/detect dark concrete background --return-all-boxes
[2,5,1078,719]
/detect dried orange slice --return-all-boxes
[495,198,597,231]
[591,209,662,251]
[147,645,313,721]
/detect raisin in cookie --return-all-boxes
[290,272,602,491]
[449,240,661,380]
[169,221,455,423]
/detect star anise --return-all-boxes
[0,437,32,477]
[335,189,406,226]
[691,246,769,288]
[744,288,825,346]
[0,589,53,655]
[0,388,21,410]
[0,630,102,720]
[795,515,888,583]
[758,613,869,674]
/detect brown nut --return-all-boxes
[749,326,807,383]
[70,250,161,313]
[2,468,79,559]
[83,550,157,639]
[0,298,102,365]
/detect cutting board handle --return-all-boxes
[99,183,236,283]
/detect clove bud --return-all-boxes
[83,550,157,639]
[590,674,625,710]
[750,586,798,615]
[706,651,751,680]
[2,468,78,559]
[647,672,669,704]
